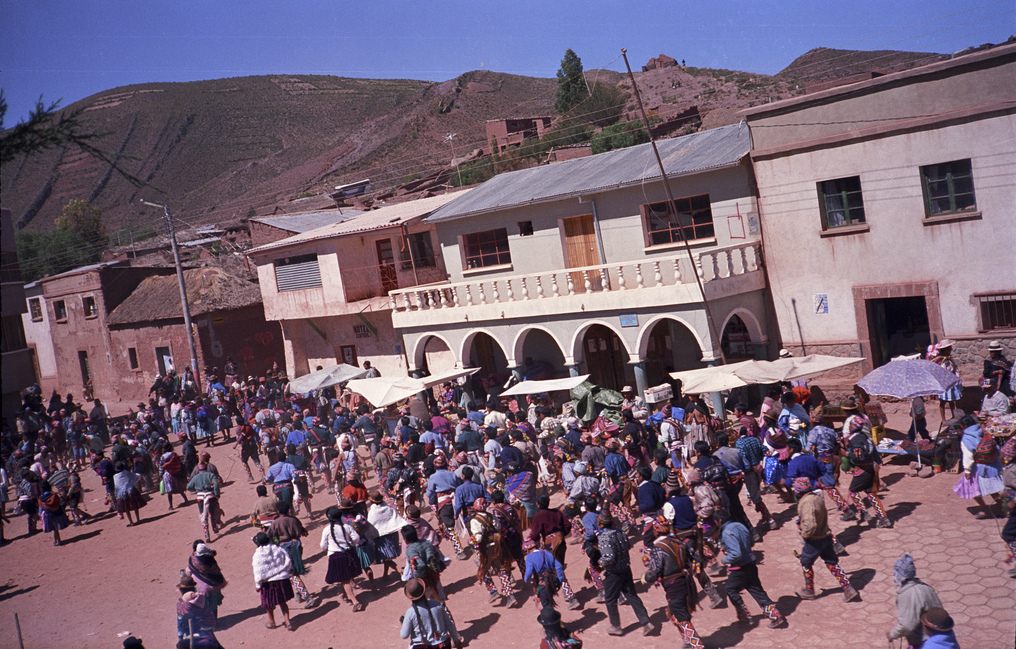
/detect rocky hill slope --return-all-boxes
[1,46,954,238]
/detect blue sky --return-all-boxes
[1,0,1013,123]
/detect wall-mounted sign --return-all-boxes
[619,314,638,328]
[814,293,829,315]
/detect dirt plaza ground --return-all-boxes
[1,410,1013,649]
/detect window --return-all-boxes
[338,344,357,367]
[274,254,322,291]
[54,299,68,322]
[82,295,97,318]
[353,324,372,339]
[28,297,43,322]
[155,346,173,375]
[399,232,436,269]
[518,221,534,236]
[462,228,511,269]
[818,176,865,229]
[921,159,976,217]
[1,315,27,352]
[644,194,715,245]
[977,293,1016,331]
[127,347,140,370]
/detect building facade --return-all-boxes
[22,281,58,395]
[247,192,468,381]
[390,123,774,398]
[743,43,1016,383]
[1,209,36,424]
[105,267,285,404]
[34,262,173,407]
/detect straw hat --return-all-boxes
[988,340,1003,352]
[778,348,793,359]
[937,339,954,349]
[404,578,427,601]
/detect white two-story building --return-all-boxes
[389,123,774,398]
[247,192,469,380]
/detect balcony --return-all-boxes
[389,241,764,328]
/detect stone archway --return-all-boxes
[579,324,631,390]
[721,314,754,360]
[414,334,455,375]
[463,330,509,405]
[638,316,704,386]
[513,327,567,380]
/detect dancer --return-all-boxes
[596,513,654,636]
[320,503,365,611]
[643,516,703,649]
[792,478,859,602]
[251,532,295,630]
[718,516,786,628]
[113,461,146,527]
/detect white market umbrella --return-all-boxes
[501,375,591,397]
[347,368,480,408]
[287,363,367,394]
[857,359,961,399]
[669,361,753,394]
[733,354,864,384]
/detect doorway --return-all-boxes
[582,325,629,389]
[376,239,399,293]
[77,350,91,386]
[155,346,173,375]
[561,215,601,291]
[866,296,931,367]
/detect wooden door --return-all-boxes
[375,239,399,293]
[561,215,602,292]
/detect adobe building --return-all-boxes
[106,267,285,403]
[742,43,1016,383]
[34,261,172,407]
[485,117,553,154]
[248,209,362,247]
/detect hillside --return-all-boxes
[1,46,952,238]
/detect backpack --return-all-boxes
[700,458,729,487]
[972,434,998,464]
[847,433,874,467]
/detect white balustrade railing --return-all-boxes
[389,241,761,312]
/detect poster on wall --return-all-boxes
[339,345,358,367]
[814,293,829,315]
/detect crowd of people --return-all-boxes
[2,344,1013,649]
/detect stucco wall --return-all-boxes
[280,310,407,380]
[254,223,445,321]
[754,113,1016,353]
[434,163,759,283]
[22,287,57,385]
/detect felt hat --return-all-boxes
[839,397,859,411]
[920,608,954,632]
[621,386,634,393]
[194,543,216,558]
[404,578,427,601]
[122,637,145,649]
[369,491,385,504]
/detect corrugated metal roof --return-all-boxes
[249,208,363,234]
[427,122,749,223]
[247,191,471,255]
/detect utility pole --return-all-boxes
[620,48,727,379]
[140,199,201,386]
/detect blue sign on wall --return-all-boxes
[619,314,638,328]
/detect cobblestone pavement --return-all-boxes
[0,418,1012,648]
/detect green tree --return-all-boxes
[555,49,587,114]
[16,199,108,281]
[580,82,627,127]
[56,198,107,244]
[590,120,650,154]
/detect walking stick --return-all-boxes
[189,618,194,649]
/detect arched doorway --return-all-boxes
[465,331,509,405]
[517,329,567,380]
[641,317,703,386]
[580,324,630,390]
[415,335,455,375]
[721,314,753,360]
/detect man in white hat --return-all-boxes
[620,386,645,411]
[983,340,1013,398]
[779,348,793,359]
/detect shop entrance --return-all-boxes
[866,296,931,367]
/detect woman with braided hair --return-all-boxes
[319,503,365,611]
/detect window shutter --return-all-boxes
[275,258,322,291]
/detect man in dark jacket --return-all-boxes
[596,513,654,637]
